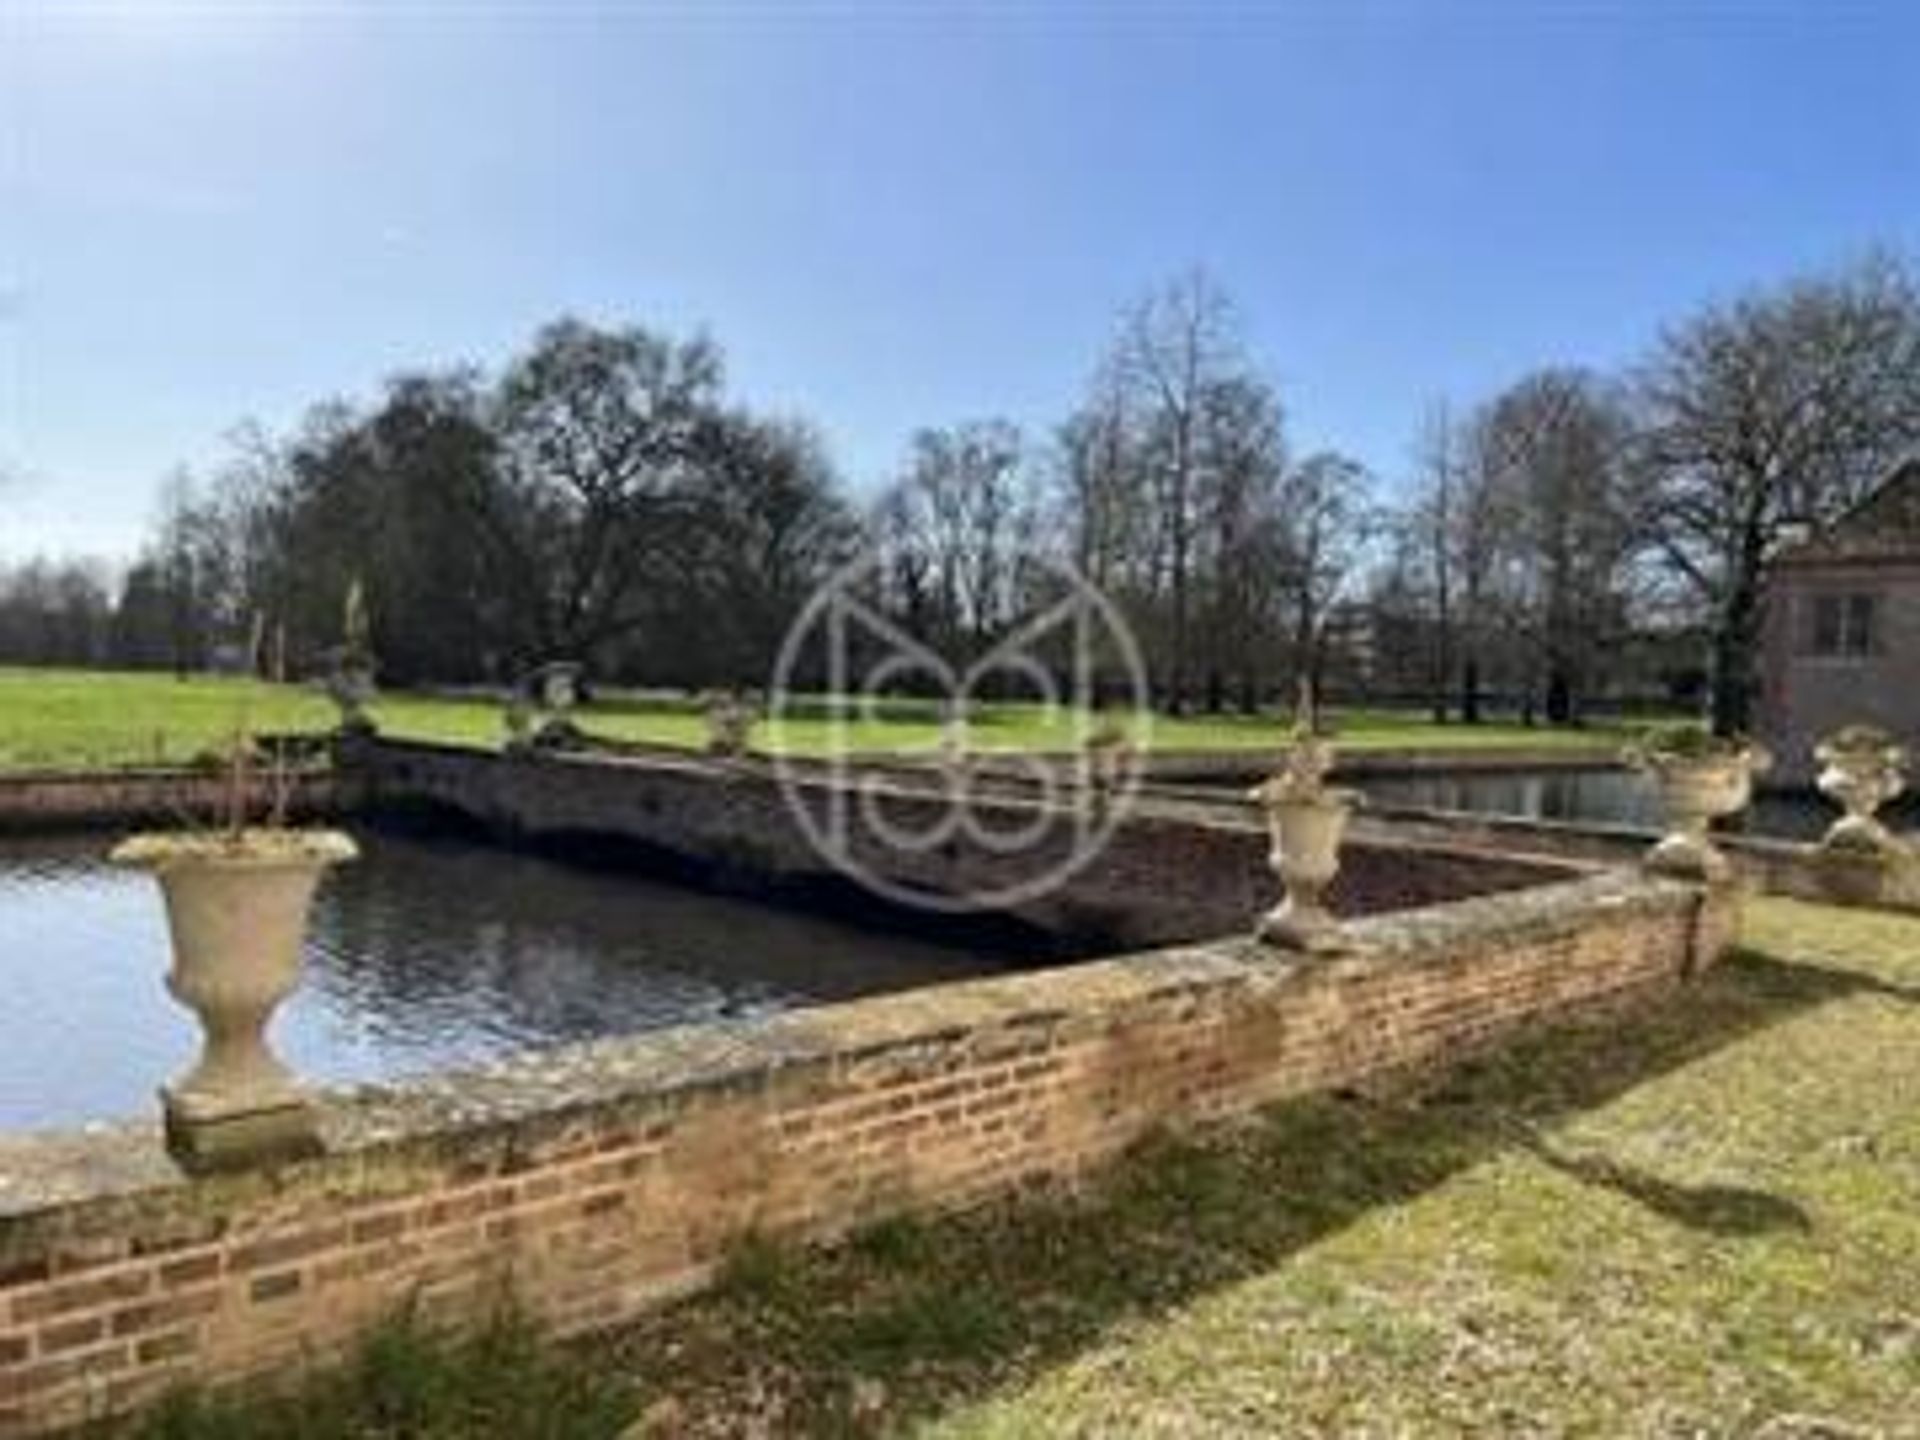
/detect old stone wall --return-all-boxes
[1360,800,1920,916]
[0,870,1726,1436]
[0,771,346,835]
[350,739,1572,948]
[1136,746,1623,785]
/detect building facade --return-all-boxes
[1758,459,1920,784]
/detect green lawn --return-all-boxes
[0,667,1632,770]
[109,897,1920,1437]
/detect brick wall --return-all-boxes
[0,870,1728,1436]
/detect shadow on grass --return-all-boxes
[1843,971,1920,1005]
[106,1309,635,1440]
[106,945,1880,1439]
[1512,1129,1812,1237]
[594,946,1868,1435]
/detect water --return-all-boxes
[1354,767,1907,841]
[1358,769,1667,829]
[0,829,1006,1132]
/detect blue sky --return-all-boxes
[3,0,1917,559]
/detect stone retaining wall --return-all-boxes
[0,771,346,835]
[1139,745,1623,784]
[349,739,1574,949]
[1359,801,1920,915]
[0,869,1728,1436]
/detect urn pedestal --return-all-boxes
[1640,754,1760,883]
[1252,785,1356,952]
[1815,732,1908,855]
[112,830,356,1170]
[324,656,378,738]
[705,692,755,759]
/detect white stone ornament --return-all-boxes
[1815,726,1909,854]
[1626,734,1767,882]
[1249,728,1355,952]
[112,829,357,1169]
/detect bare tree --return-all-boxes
[0,556,115,667]
[1476,369,1639,723]
[876,420,1039,661]
[1638,253,1920,733]
[1195,374,1287,710]
[1277,450,1376,701]
[1111,269,1248,711]
[1406,403,1462,721]
[1055,365,1153,598]
[147,469,241,676]
[1447,418,1521,723]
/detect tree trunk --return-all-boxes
[1545,668,1574,725]
[1709,513,1769,737]
[1709,590,1760,736]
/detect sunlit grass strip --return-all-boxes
[1,668,1635,772]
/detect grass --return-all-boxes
[108,1311,634,1440]
[0,666,1635,771]
[106,897,1920,1437]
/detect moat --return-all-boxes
[0,827,1006,1131]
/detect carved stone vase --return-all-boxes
[1815,729,1908,854]
[111,829,357,1169]
[323,654,377,736]
[1635,749,1764,882]
[1249,736,1354,952]
[705,692,754,758]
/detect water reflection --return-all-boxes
[1359,769,1667,829]
[0,830,1003,1132]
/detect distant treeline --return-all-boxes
[4,252,1918,730]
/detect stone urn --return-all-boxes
[328,579,378,735]
[1248,734,1355,952]
[704,690,755,759]
[1626,730,1768,882]
[1082,721,1134,816]
[503,691,536,752]
[1815,726,1909,853]
[537,661,583,713]
[322,647,377,737]
[936,699,970,773]
[111,829,357,1168]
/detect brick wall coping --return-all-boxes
[0,868,1690,1234]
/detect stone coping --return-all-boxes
[1360,796,1908,866]
[0,769,344,835]
[0,868,1689,1230]
[350,733,1626,776]
[361,735,1591,875]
